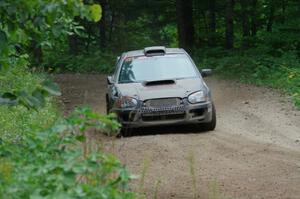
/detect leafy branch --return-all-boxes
[0,80,61,110]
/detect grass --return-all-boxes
[139,158,150,195]
[153,179,161,199]
[188,152,198,199]
[0,102,59,142]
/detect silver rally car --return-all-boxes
[106,46,216,135]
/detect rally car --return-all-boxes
[106,46,216,135]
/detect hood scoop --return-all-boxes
[144,79,175,87]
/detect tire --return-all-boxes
[106,94,110,114]
[202,103,216,131]
[118,127,133,137]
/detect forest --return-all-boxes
[1,0,300,198]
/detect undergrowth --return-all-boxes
[0,106,135,198]
[44,50,117,74]
[195,48,300,108]
[0,66,59,142]
[0,66,136,198]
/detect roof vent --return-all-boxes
[144,46,166,56]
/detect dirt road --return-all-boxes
[55,74,300,199]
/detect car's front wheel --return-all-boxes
[202,103,216,131]
[118,126,133,137]
[106,94,110,114]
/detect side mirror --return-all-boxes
[107,76,114,84]
[201,69,213,77]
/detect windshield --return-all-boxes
[118,54,197,83]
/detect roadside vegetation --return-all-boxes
[0,1,135,198]
[196,49,300,107]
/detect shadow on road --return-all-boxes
[123,124,210,137]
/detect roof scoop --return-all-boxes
[144,79,175,86]
[144,46,166,56]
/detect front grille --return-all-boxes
[142,113,185,122]
[140,105,186,122]
[141,98,185,122]
[141,105,186,116]
[145,98,181,108]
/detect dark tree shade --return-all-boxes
[208,0,217,46]
[64,0,300,54]
[225,0,234,49]
[176,0,195,51]
[97,0,107,49]
[251,0,258,36]
[241,0,251,48]
[68,35,79,55]
[267,0,274,32]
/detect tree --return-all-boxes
[240,0,251,48]
[0,0,102,108]
[225,0,234,49]
[251,0,258,36]
[98,0,107,49]
[208,0,217,46]
[176,0,195,51]
[267,0,275,32]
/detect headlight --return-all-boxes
[116,96,138,108]
[188,91,207,104]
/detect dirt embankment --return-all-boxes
[55,74,300,199]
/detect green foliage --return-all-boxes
[196,49,300,108]
[0,66,59,142]
[0,0,92,60]
[0,0,102,108]
[0,80,61,110]
[44,50,117,73]
[0,107,135,199]
[67,106,121,134]
[159,24,178,48]
[89,4,102,22]
[0,1,136,198]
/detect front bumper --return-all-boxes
[112,100,213,128]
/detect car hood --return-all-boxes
[116,78,205,100]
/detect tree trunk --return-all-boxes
[241,0,251,48]
[99,0,107,49]
[202,11,209,35]
[251,0,258,36]
[208,0,216,46]
[108,10,115,42]
[176,0,195,52]
[267,0,274,32]
[281,0,286,23]
[98,0,107,49]
[225,0,234,49]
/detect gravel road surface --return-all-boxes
[55,74,300,199]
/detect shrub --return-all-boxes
[0,66,59,142]
[43,50,117,74]
[195,49,300,108]
[0,107,136,199]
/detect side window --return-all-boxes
[113,55,123,82]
